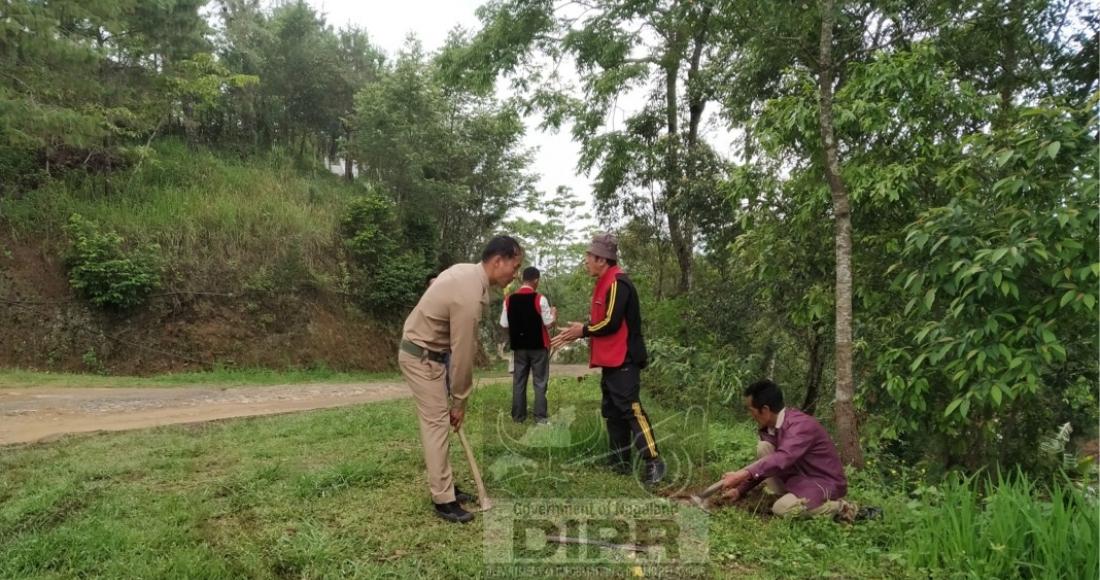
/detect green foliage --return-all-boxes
[63,214,162,310]
[341,193,399,268]
[645,337,750,411]
[357,253,431,314]
[351,40,532,264]
[905,471,1099,579]
[340,191,430,315]
[876,97,1099,465]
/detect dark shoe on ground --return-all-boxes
[434,501,474,523]
[833,501,880,524]
[454,486,476,504]
[513,416,526,424]
[854,506,883,522]
[643,459,667,486]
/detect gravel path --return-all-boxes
[0,364,595,445]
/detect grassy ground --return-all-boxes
[0,374,915,578]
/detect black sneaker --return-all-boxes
[834,501,882,524]
[855,506,883,522]
[454,485,476,504]
[643,459,666,486]
[434,501,474,523]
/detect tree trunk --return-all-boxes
[663,47,693,294]
[817,0,864,467]
[343,124,354,181]
[759,338,777,379]
[802,329,824,415]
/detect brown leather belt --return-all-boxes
[400,340,448,364]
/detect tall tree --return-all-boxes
[445,0,736,293]
[352,39,534,265]
[816,0,863,466]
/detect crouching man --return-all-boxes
[720,379,876,522]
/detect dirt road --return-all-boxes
[0,364,595,446]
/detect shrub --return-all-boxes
[63,214,162,309]
[357,253,430,315]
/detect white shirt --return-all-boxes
[500,285,555,328]
[767,408,787,436]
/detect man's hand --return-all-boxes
[449,407,465,432]
[719,469,750,501]
[720,469,750,490]
[550,321,584,349]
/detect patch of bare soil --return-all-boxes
[0,364,596,446]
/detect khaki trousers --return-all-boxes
[399,350,455,504]
[756,441,850,517]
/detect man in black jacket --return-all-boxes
[552,233,666,486]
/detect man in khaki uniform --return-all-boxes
[399,236,523,523]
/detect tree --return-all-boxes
[351,38,534,265]
[446,0,740,293]
[817,0,863,466]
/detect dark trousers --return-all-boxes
[600,363,659,463]
[512,348,549,421]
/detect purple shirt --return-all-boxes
[737,408,847,508]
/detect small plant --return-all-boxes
[80,347,106,374]
[63,214,162,309]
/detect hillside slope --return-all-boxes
[0,142,398,374]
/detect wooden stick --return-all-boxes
[694,479,726,500]
[547,535,648,553]
[457,426,492,511]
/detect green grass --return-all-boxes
[0,366,512,388]
[905,471,1099,579]
[0,374,1026,579]
[0,139,354,290]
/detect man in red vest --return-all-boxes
[552,233,666,486]
[500,266,556,423]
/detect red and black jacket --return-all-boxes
[583,266,647,369]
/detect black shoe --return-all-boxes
[454,485,476,504]
[643,459,666,486]
[834,502,881,524]
[434,501,474,523]
[855,506,882,522]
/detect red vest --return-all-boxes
[589,266,629,368]
[506,286,550,349]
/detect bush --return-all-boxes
[63,214,162,309]
[341,193,398,268]
[356,253,430,315]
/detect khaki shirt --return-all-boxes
[402,262,491,407]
